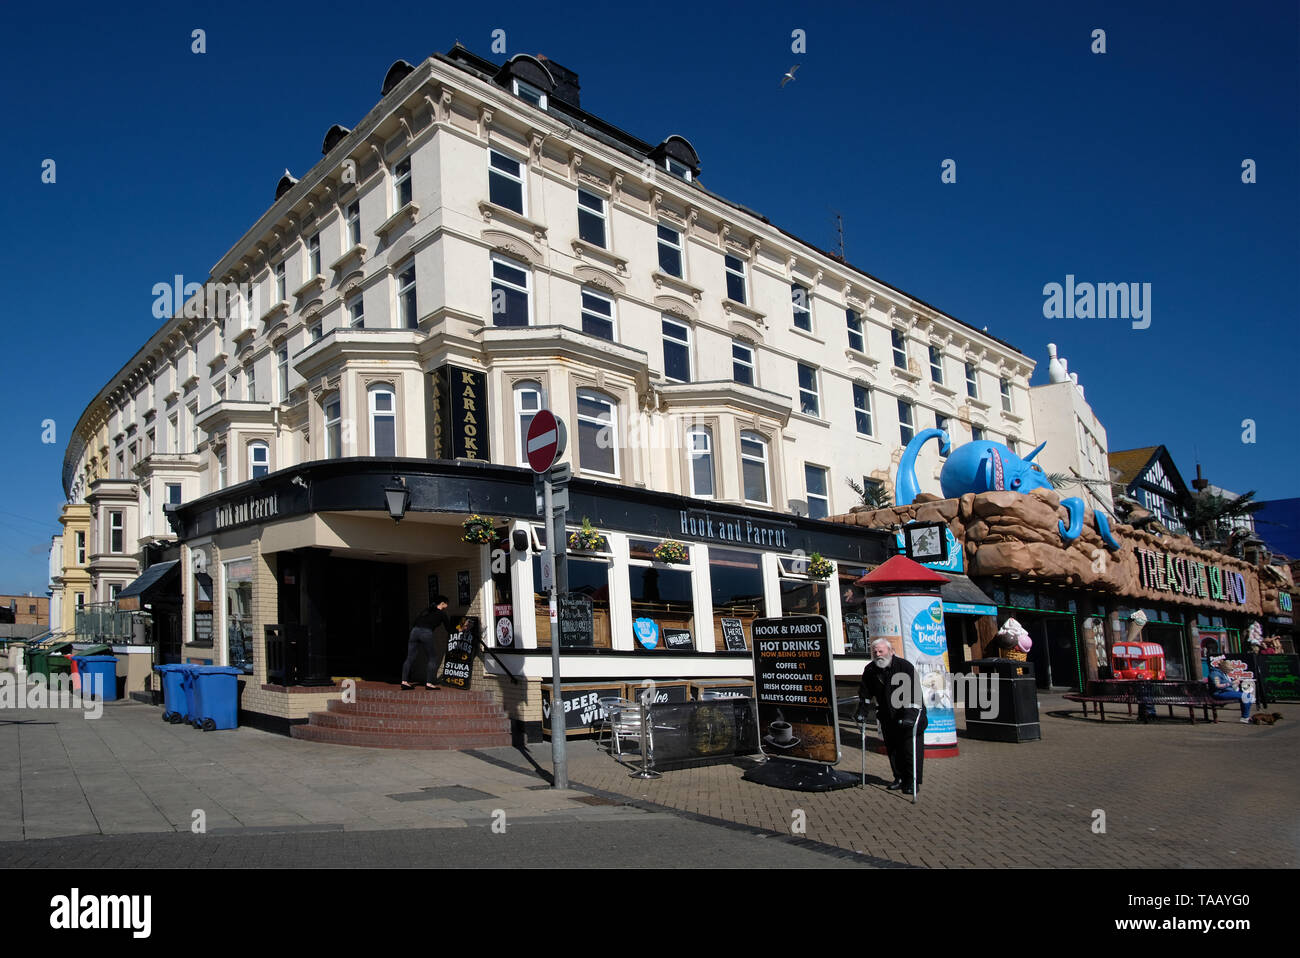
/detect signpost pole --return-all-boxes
[546,476,567,790]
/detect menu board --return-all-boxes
[440,619,478,690]
[720,617,748,651]
[558,593,594,649]
[193,611,213,645]
[751,616,839,765]
[1241,653,1300,705]
[843,612,868,653]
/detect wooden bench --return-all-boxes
[1063,680,1237,723]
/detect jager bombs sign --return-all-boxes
[751,616,839,765]
[431,365,490,460]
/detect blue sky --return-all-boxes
[1,0,1296,593]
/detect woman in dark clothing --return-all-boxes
[401,597,451,690]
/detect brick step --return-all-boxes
[290,725,512,750]
[325,699,506,718]
[352,686,498,705]
[309,711,510,734]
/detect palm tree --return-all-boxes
[846,476,893,510]
[1185,490,1264,547]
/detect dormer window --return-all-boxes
[664,157,692,181]
[512,78,548,110]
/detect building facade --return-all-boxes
[54,45,1041,730]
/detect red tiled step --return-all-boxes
[309,711,509,734]
[290,725,512,749]
[352,686,498,705]
[325,699,505,718]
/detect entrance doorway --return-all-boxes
[1008,610,1080,690]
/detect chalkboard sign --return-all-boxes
[663,629,694,650]
[541,682,624,736]
[720,617,748,652]
[844,613,867,654]
[193,612,213,645]
[1242,652,1300,705]
[456,570,471,607]
[558,593,594,649]
[440,619,479,690]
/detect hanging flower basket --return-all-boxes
[652,539,689,564]
[568,517,607,552]
[806,552,834,578]
[461,514,495,544]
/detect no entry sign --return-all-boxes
[526,409,563,473]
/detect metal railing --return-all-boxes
[75,603,147,643]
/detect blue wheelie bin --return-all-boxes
[154,665,189,723]
[72,655,120,700]
[190,666,242,731]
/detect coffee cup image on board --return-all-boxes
[756,704,838,763]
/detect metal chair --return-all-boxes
[599,697,652,759]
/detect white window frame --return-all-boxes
[665,156,692,181]
[804,463,830,519]
[392,157,412,210]
[657,224,683,277]
[216,450,227,490]
[324,395,342,458]
[488,149,526,216]
[662,317,692,383]
[275,262,286,304]
[348,294,364,329]
[797,363,820,418]
[853,384,874,437]
[514,381,545,467]
[891,328,907,368]
[792,285,812,331]
[1000,377,1013,413]
[686,425,715,499]
[576,388,619,478]
[309,233,321,278]
[76,530,86,565]
[245,365,255,402]
[109,510,124,554]
[490,253,532,327]
[169,414,179,452]
[346,201,361,248]
[929,345,944,383]
[576,188,607,248]
[732,341,754,385]
[368,384,397,457]
[189,403,199,451]
[724,254,747,304]
[965,361,979,399]
[248,441,270,480]
[740,431,770,505]
[846,309,865,353]
[309,321,323,343]
[396,262,417,329]
[898,399,915,445]
[276,347,289,402]
[935,414,951,457]
[580,288,616,340]
[166,482,182,506]
[512,78,548,109]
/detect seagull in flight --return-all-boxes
[780,64,800,88]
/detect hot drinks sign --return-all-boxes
[750,616,839,765]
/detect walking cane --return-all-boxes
[911,715,918,805]
[859,719,867,787]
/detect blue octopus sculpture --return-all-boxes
[894,428,1121,550]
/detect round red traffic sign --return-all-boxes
[526,409,562,473]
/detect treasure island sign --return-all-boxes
[1134,547,1248,606]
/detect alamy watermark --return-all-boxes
[886,670,999,718]
[1042,274,1151,329]
[1,672,103,719]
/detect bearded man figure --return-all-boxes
[855,638,928,795]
